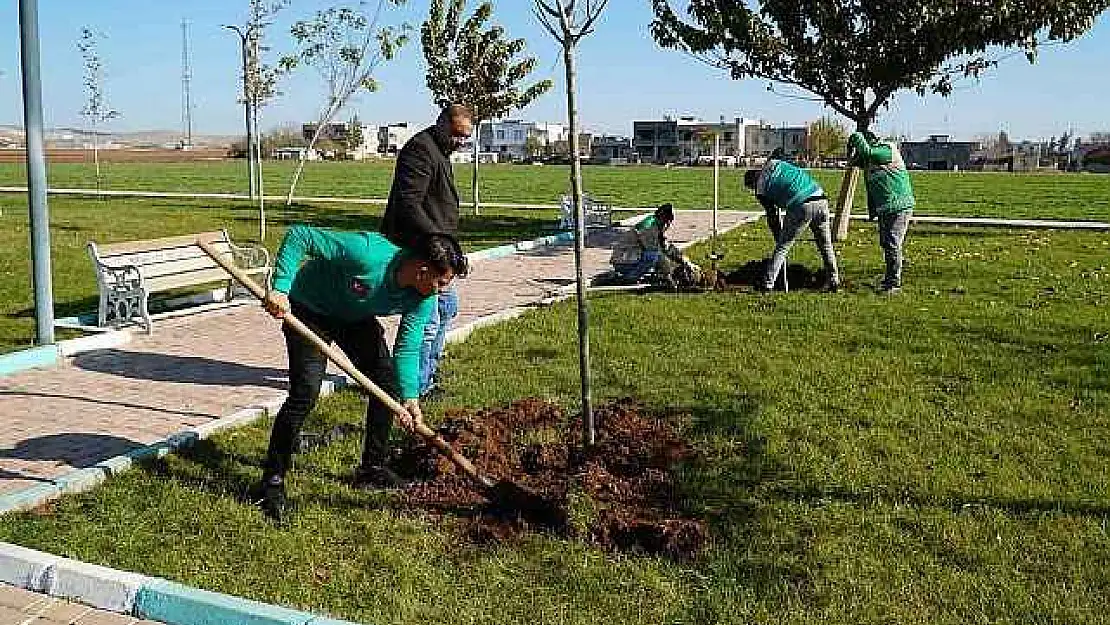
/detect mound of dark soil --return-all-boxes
[717,258,828,290]
[392,398,706,561]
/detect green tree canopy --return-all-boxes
[651,0,1110,131]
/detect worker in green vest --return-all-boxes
[743,158,840,292]
[848,131,916,294]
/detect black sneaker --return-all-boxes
[823,279,840,293]
[352,465,409,491]
[258,478,287,523]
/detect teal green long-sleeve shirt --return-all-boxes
[848,132,916,215]
[271,224,435,400]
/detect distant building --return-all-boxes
[378,122,414,155]
[633,119,678,163]
[302,122,378,159]
[744,124,809,160]
[1080,145,1110,173]
[591,135,633,163]
[901,134,980,170]
[478,120,569,161]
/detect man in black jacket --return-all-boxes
[382,104,474,397]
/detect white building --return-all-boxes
[378,122,414,155]
[633,116,761,164]
[479,120,570,161]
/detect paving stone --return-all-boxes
[0,582,48,609]
[36,598,95,623]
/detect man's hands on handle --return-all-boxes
[264,291,290,319]
[399,399,425,433]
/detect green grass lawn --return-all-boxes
[1,221,1107,624]
[0,193,565,353]
[1,159,1108,218]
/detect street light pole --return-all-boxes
[19,0,54,345]
[225,25,257,201]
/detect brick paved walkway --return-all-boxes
[0,583,162,624]
[0,211,756,497]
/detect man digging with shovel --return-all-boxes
[744,158,840,293]
[256,224,468,522]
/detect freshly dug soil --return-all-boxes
[392,398,707,561]
[715,258,829,291]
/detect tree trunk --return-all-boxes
[472,125,480,216]
[252,101,266,241]
[563,40,594,448]
[92,126,102,199]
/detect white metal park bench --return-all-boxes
[558,193,613,230]
[86,229,271,333]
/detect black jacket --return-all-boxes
[381,125,460,249]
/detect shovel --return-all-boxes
[197,239,561,525]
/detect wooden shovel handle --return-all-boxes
[196,238,494,489]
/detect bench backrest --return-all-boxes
[88,230,237,292]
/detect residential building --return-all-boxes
[551,133,593,158]
[591,135,633,163]
[301,122,379,159]
[477,120,569,161]
[635,116,764,164]
[744,123,809,159]
[378,122,414,155]
[902,134,980,170]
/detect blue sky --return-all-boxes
[1,1,1108,141]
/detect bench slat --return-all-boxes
[98,231,226,257]
[99,243,233,268]
[134,256,228,280]
[144,265,269,292]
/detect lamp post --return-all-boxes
[19,0,54,344]
[224,25,257,201]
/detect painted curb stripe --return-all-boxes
[135,578,316,625]
[0,346,58,377]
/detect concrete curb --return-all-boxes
[0,543,368,624]
[0,346,58,377]
[134,578,318,625]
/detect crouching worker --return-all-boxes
[743,159,840,292]
[609,203,684,284]
[258,224,468,522]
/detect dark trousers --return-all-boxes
[263,301,398,480]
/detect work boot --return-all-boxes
[352,464,409,491]
[258,475,287,524]
[879,283,902,296]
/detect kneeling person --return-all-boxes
[610,203,684,284]
[743,159,840,292]
[259,224,468,521]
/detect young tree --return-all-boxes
[228,0,289,241]
[807,116,848,162]
[535,0,609,447]
[651,0,1110,238]
[77,28,119,198]
[422,0,552,215]
[346,115,366,157]
[281,1,411,206]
